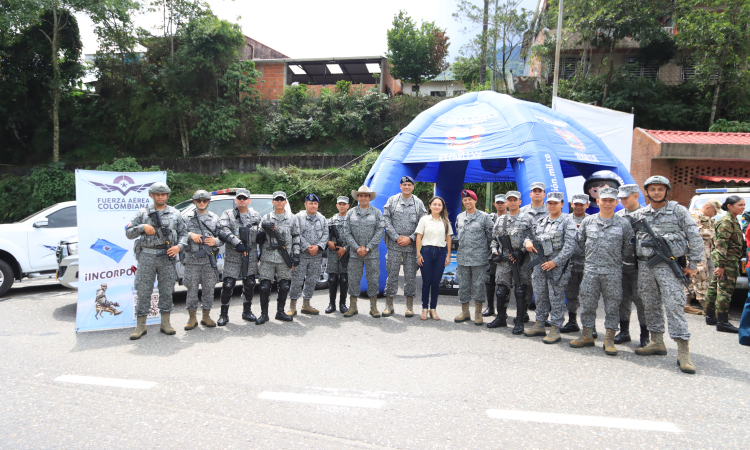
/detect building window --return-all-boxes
[430,91,447,97]
[548,57,589,80]
[453,90,466,96]
[626,57,659,79]
[681,59,718,82]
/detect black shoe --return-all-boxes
[639,325,649,347]
[482,304,496,317]
[705,308,717,325]
[325,302,336,314]
[241,302,256,322]
[614,320,631,344]
[544,320,552,327]
[487,308,508,328]
[716,312,739,333]
[483,284,496,317]
[512,320,524,335]
[339,301,348,314]
[217,304,229,326]
[528,302,536,311]
[523,313,530,323]
[560,313,579,333]
[592,326,598,339]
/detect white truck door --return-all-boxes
[28,205,77,271]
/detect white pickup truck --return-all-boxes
[0,201,78,296]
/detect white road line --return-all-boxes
[258,391,384,409]
[487,409,680,433]
[54,375,156,390]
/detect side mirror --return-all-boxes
[33,219,48,228]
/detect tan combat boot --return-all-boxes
[369,297,381,318]
[405,297,414,318]
[185,310,198,330]
[344,296,358,317]
[676,339,696,374]
[454,302,471,323]
[524,321,547,337]
[635,331,667,356]
[160,312,176,335]
[474,303,484,326]
[543,325,561,344]
[129,316,148,340]
[301,299,319,315]
[382,297,395,317]
[201,309,216,327]
[684,296,703,315]
[569,327,595,348]
[603,328,617,355]
[287,299,298,317]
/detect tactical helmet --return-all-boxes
[644,175,671,190]
[192,190,211,201]
[149,182,171,194]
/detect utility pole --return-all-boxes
[552,0,564,100]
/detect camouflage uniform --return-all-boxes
[455,210,495,305]
[520,202,548,308]
[577,214,635,330]
[634,201,703,341]
[526,213,578,328]
[258,210,301,282]
[705,212,744,313]
[383,194,427,298]
[490,212,534,293]
[327,214,349,275]
[219,208,261,279]
[290,211,328,301]
[687,210,716,307]
[616,206,646,327]
[126,205,188,316]
[327,212,350,309]
[344,205,385,298]
[182,209,221,311]
[565,213,587,314]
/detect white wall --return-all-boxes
[401,80,467,96]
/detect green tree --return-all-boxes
[454,0,490,84]
[386,10,450,94]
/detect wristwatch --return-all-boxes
[688,263,697,270]
[365,247,370,253]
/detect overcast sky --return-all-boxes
[76,0,540,62]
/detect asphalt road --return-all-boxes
[1,277,749,449]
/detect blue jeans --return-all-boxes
[420,246,447,309]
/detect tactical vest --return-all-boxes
[537,214,568,257]
[296,211,326,241]
[637,201,688,258]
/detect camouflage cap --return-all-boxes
[599,187,619,200]
[617,184,640,198]
[148,182,171,194]
[506,190,522,199]
[546,191,565,203]
[530,181,546,191]
[494,194,506,202]
[235,188,251,198]
[192,190,211,200]
[272,191,287,200]
[705,198,722,211]
[336,196,350,204]
[571,193,589,204]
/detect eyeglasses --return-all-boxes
[195,199,209,204]
[236,197,249,201]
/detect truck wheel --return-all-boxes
[0,260,14,297]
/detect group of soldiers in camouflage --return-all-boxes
[126,173,741,375]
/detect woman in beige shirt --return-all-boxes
[416,196,453,320]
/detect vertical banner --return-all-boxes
[75,170,166,332]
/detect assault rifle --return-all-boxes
[490,235,522,287]
[524,227,553,280]
[191,215,219,272]
[328,223,350,268]
[148,209,176,263]
[238,226,251,277]
[632,217,691,287]
[261,221,295,268]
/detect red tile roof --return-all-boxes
[645,129,750,145]
[695,175,750,183]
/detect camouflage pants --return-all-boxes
[621,267,646,326]
[457,265,487,305]
[565,269,584,313]
[495,263,532,290]
[385,250,419,297]
[327,250,348,274]
[259,260,292,282]
[638,262,690,341]
[134,253,176,317]
[705,264,739,314]
[184,262,218,311]
[687,259,711,303]
[580,271,622,330]
[532,265,572,328]
[290,254,323,300]
[348,257,380,298]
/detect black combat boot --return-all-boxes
[242,302,256,322]
[275,280,294,322]
[592,326,598,339]
[255,280,271,325]
[560,312,580,333]
[482,282,496,317]
[716,312,739,333]
[339,274,349,313]
[639,325,650,347]
[512,297,525,335]
[488,285,509,328]
[217,304,230,326]
[705,308,717,325]
[241,277,257,322]
[326,274,338,314]
[614,320,631,344]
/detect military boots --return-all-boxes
[569,327,595,348]
[716,312,739,333]
[160,312,176,335]
[482,283,496,317]
[454,302,471,323]
[559,312,580,333]
[275,299,293,322]
[255,294,270,325]
[676,339,696,374]
[129,316,148,340]
[639,325,650,347]
[369,298,381,318]
[524,321,546,337]
[543,325,561,344]
[614,320,631,344]
[241,302,256,322]
[487,305,507,328]
[405,297,414,317]
[635,332,667,356]
[201,309,216,327]
[705,308,718,325]
[382,297,395,317]
[344,296,358,317]
[286,299,298,317]
[185,310,198,330]
[474,303,484,326]
[603,329,617,355]
[301,299,319,315]
[217,304,230,326]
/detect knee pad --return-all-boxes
[278,279,291,294]
[496,284,510,301]
[242,275,256,289]
[515,283,528,299]
[222,277,236,291]
[328,273,339,286]
[339,273,348,285]
[259,279,272,294]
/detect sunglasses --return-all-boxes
[273,198,286,202]
[236,196,249,201]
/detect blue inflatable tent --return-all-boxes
[361,91,645,293]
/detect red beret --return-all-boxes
[461,189,477,201]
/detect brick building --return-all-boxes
[631,128,750,206]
